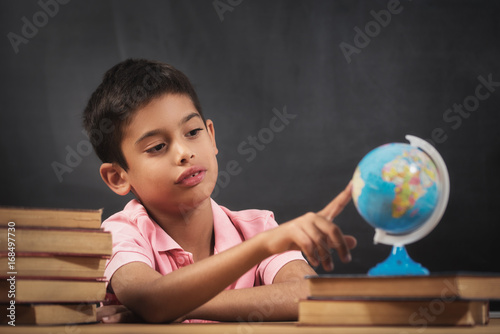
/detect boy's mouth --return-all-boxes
[176,167,207,186]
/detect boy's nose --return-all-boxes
[175,143,195,165]
[179,153,194,164]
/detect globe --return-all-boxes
[352,143,439,235]
[351,135,450,276]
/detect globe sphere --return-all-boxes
[352,143,440,235]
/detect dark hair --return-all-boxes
[82,58,204,170]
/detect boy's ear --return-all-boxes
[100,163,131,196]
[205,119,218,155]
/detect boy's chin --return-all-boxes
[177,187,215,207]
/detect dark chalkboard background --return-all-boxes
[1,0,499,286]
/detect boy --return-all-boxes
[83,59,356,323]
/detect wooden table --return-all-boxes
[2,319,500,334]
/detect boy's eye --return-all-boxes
[187,128,203,137]
[146,143,166,153]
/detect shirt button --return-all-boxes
[176,254,186,266]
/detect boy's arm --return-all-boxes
[99,260,314,323]
[184,260,316,322]
[110,183,355,323]
[110,232,275,323]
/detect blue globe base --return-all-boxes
[368,245,429,276]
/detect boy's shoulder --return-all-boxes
[102,199,151,229]
[216,201,274,223]
[214,200,277,239]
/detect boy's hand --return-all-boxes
[97,304,141,323]
[262,181,356,271]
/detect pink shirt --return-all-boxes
[102,198,305,315]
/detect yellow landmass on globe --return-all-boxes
[383,151,436,219]
[352,167,365,207]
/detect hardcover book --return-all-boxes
[298,298,489,326]
[0,278,106,303]
[0,253,107,278]
[0,227,112,256]
[0,303,97,325]
[306,273,500,300]
[0,206,102,229]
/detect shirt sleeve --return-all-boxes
[102,214,155,286]
[254,214,307,285]
[257,251,307,285]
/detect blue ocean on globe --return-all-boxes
[352,143,440,234]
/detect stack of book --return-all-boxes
[299,273,500,327]
[0,206,112,325]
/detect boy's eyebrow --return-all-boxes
[179,112,201,125]
[134,113,202,145]
[135,129,162,146]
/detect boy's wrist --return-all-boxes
[250,229,276,259]
[251,227,290,260]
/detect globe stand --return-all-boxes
[368,245,429,276]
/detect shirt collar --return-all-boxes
[140,198,243,254]
[125,199,183,253]
[211,198,244,254]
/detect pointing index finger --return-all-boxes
[318,181,353,221]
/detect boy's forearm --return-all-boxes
[186,279,309,322]
[125,232,274,322]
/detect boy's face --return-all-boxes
[118,93,219,216]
